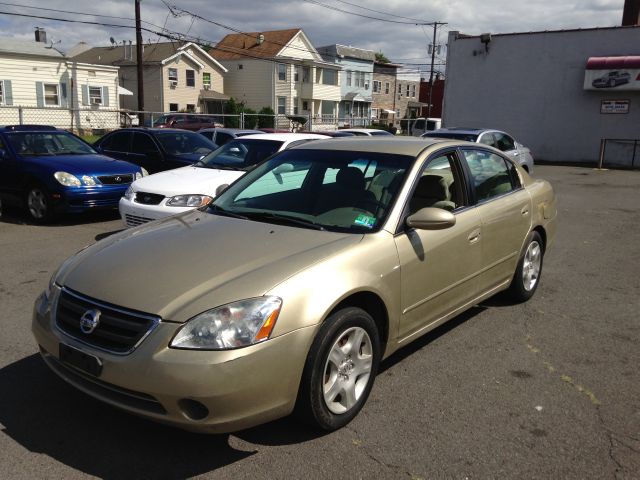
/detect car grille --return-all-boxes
[124,213,154,227]
[135,192,165,205]
[55,288,160,355]
[69,198,119,208]
[98,174,134,185]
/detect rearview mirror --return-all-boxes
[215,184,229,197]
[406,207,456,230]
[272,163,294,175]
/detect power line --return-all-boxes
[301,0,434,25]
[331,0,431,23]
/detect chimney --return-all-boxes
[35,27,47,43]
[622,0,640,26]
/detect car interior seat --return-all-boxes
[409,174,456,213]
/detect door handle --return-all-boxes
[468,228,481,244]
[521,206,530,216]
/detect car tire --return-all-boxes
[25,184,54,223]
[296,307,381,431]
[507,231,544,303]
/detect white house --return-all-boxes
[0,30,121,131]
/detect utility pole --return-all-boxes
[427,21,447,118]
[135,0,145,124]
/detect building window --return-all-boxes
[238,64,243,70]
[186,70,195,87]
[203,72,211,89]
[411,84,416,97]
[372,80,381,93]
[316,68,322,84]
[346,71,352,87]
[396,109,400,117]
[0,81,4,105]
[371,108,378,118]
[277,63,286,81]
[398,84,402,95]
[89,86,103,105]
[44,83,59,106]
[406,84,410,97]
[277,97,286,114]
[293,97,299,114]
[294,66,300,82]
[168,68,178,82]
[385,82,390,94]
[186,104,195,112]
[169,103,178,112]
[323,69,336,86]
[302,100,309,111]
[302,66,310,83]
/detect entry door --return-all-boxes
[394,151,483,340]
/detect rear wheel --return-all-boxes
[25,185,54,223]
[296,307,380,431]
[507,231,544,302]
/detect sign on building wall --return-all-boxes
[601,100,630,114]
[584,56,640,91]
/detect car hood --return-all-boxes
[22,154,140,174]
[60,211,362,322]
[131,166,244,196]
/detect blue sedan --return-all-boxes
[0,125,146,222]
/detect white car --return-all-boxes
[119,133,325,227]
[339,128,394,136]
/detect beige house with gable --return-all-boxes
[73,41,228,114]
[211,28,341,128]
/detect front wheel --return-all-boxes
[296,307,381,431]
[25,185,54,223]
[507,231,544,302]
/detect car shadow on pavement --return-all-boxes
[0,205,120,227]
[0,354,255,479]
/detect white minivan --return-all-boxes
[409,117,442,137]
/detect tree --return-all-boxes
[257,107,275,129]
[375,51,390,63]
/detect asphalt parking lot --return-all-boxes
[0,165,638,479]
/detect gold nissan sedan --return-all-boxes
[32,137,557,433]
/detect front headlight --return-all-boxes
[81,175,96,186]
[170,297,282,350]
[124,185,135,200]
[166,194,213,207]
[54,171,81,187]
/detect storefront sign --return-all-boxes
[600,100,630,114]
[584,56,640,91]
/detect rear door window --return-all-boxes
[101,131,131,152]
[131,133,160,155]
[461,149,515,203]
[494,132,516,152]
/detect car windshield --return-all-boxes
[210,149,412,233]
[197,139,284,171]
[155,131,214,155]
[424,132,479,142]
[153,115,174,126]
[6,132,96,156]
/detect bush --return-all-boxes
[257,107,275,129]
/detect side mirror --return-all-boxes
[0,148,8,161]
[215,183,229,197]
[406,207,456,230]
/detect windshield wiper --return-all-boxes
[209,205,249,219]
[244,211,325,231]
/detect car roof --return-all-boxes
[109,127,199,134]
[0,125,60,133]
[430,127,490,135]
[198,128,261,134]
[339,128,389,133]
[293,136,452,156]
[234,133,327,141]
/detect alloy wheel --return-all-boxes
[523,240,542,291]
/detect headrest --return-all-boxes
[336,166,365,190]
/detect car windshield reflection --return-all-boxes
[6,132,97,156]
[198,139,285,171]
[210,149,412,233]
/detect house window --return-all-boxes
[89,86,103,105]
[277,97,286,114]
[396,109,400,117]
[186,70,195,87]
[315,68,322,84]
[238,64,243,70]
[44,83,59,106]
[302,66,310,83]
[294,66,300,82]
[277,63,286,81]
[406,84,410,97]
[169,103,179,112]
[373,80,381,93]
[411,84,416,97]
[293,97,299,114]
[385,82,390,94]
[203,72,211,88]
[346,71,352,87]
[186,104,195,112]
[371,108,378,118]
[323,69,336,86]
[168,68,178,82]
[398,84,402,95]
[302,100,309,111]
[0,82,3,104]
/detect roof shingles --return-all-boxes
[210,29,301,60]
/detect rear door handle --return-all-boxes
[521,206,530,216]
[468,228,481,244]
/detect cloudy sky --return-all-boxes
[0,0,626,76]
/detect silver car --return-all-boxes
[422,128,534,173]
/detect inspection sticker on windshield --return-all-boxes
[354,214,375,229]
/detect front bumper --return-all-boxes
[119,197,192,228]
[32,289,316,433]
[54,184,129,214]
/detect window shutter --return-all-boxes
[4,80,13,105]
[81,85,89,106]
[102,86,109,107]
[59,83,68,108]
[36,81,44,107]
